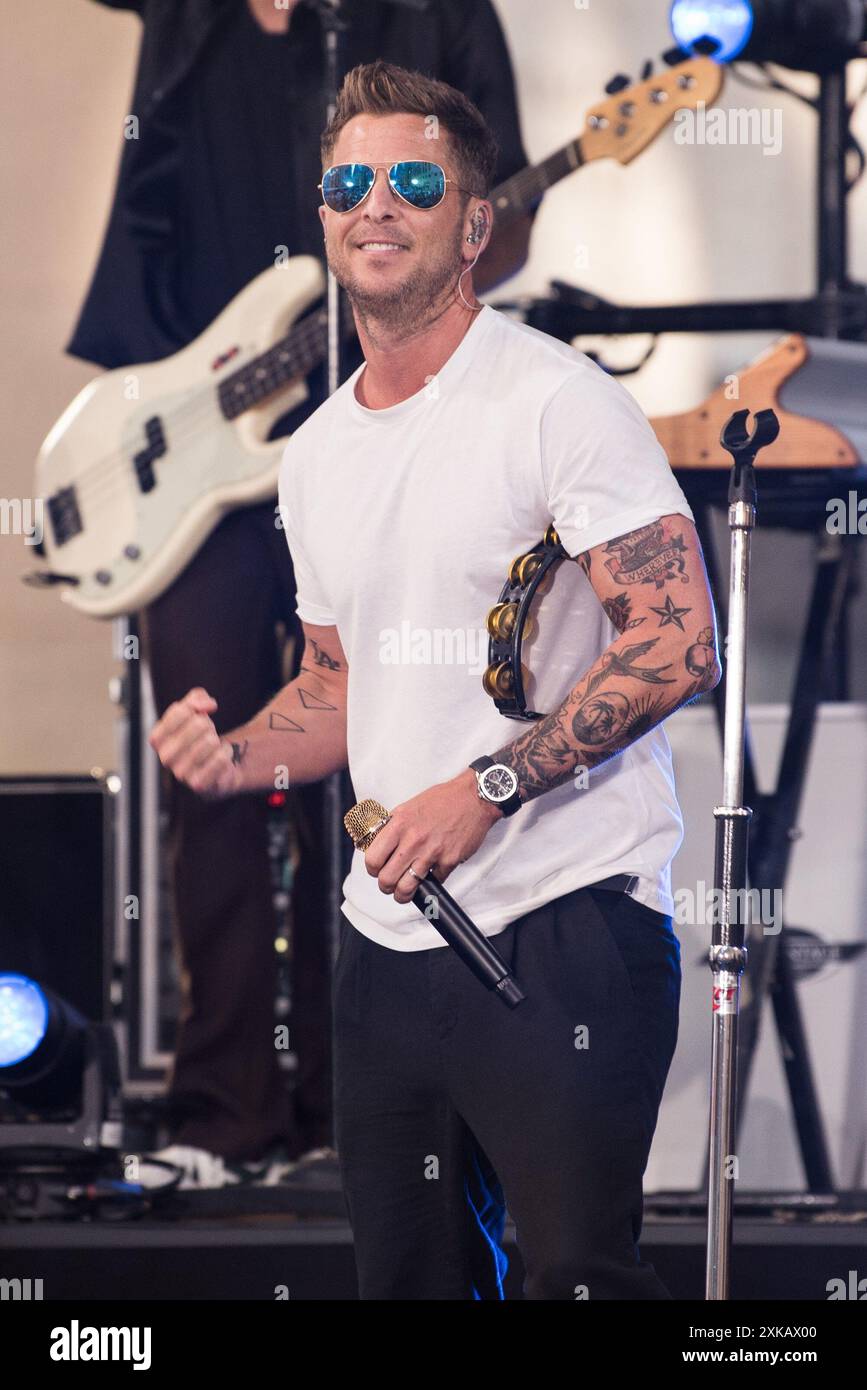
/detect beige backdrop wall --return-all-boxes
[2,0,139,772]
[3,1,866,774]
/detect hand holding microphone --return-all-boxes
[344,793,525,1009]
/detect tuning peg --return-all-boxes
[604,73,632,95]
[662,45,690,66]
[640,59,653,80]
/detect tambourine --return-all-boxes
[482,523,567,721]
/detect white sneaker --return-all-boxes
[265,1146,341,1189]
[135,1144,255,1191]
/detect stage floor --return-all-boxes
[3,1209,866,1300]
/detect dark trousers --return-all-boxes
[333,882,681,1299]
[141,502,332,1161]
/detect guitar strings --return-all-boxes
[46,308,332,508]
[65,383,301,517]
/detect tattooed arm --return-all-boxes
[149,622,349,798]
[487,514,721,807]
[224,622,349,792]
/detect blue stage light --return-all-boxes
[0,973,50,1068]
[670,0,755,62]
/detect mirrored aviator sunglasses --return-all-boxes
[319,161,467,213]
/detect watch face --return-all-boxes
[481,764,518,802]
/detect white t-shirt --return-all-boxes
[277,305,695,950]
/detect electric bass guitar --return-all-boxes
[33,55,723,617]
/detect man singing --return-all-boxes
[150,61,722,1300]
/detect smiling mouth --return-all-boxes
[354,241,409,253]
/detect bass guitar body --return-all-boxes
[36,257,326,617]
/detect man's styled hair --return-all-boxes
[320,60,499,198]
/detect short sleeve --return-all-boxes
[540,365,695,558]
[440,0,529,184]
[277,447,338,627]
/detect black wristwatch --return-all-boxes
[469,756,523,818]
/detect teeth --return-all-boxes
[359,242,404,250]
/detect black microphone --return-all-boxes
[344,799,525,1009]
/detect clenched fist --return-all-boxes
[148,687,242,800]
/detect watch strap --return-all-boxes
[469,755,494,774]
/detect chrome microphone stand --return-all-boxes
[304,0,350,971]
[705,407,779,1300]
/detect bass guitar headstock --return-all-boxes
[580,54,725,166]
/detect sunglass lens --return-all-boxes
[391,161,446,209]
[322,164,373,212]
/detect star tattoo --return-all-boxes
[650,594,692,631]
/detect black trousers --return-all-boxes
[141,503,333,1161]
[333,882,681,1300]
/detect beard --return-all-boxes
[326,220,467,334]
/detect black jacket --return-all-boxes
[68,0,528,367]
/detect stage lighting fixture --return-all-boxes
[0,972,121,1168]
[670,0,867,71]
[0,972,89,1112]
[0,973,49,1068]
[671,0,754,61]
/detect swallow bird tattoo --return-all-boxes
[584,638,677,695]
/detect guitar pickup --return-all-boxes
[47,486,82,547]
[133,416,167,494]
